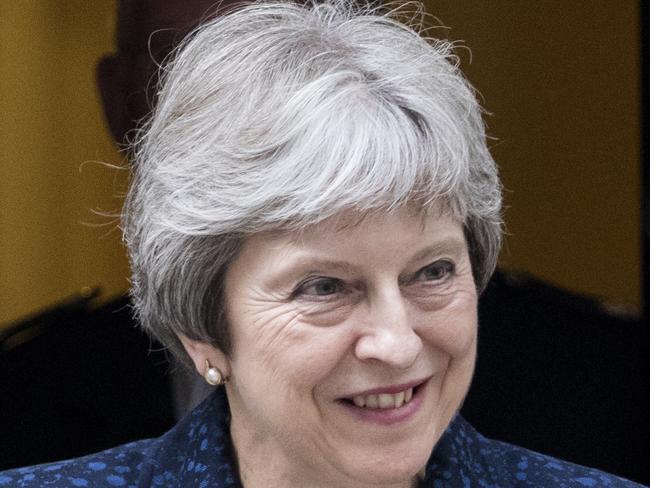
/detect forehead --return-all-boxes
[118,0,234,55]
[275,201,460,242]
[260,207,465,259]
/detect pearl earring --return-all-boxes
[204,359,226,386]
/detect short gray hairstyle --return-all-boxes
[123,0,502,367]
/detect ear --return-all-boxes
[178,333,231,380]
[96,54,129,145]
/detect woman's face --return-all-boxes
[223,207,478,487]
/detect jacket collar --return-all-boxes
[148,388,240,486]
[423,413,494,485]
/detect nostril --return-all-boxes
[353,330,421,369]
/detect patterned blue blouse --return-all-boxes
[0,390,645,487]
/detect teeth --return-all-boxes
[394,391,405,408]
[350,387,414,409]
[404,387,412,403]
[378,394,393,408]
[366,395,378,408]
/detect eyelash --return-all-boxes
[411,260,455,284]
[291,260,455,300]
[291,277,346,300]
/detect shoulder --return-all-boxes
[426,415,647,487]
[0,390,238,488]
[471,426,646,487]
[0,438,160,487]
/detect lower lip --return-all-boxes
[337,381,427,426]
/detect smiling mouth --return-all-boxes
[340,382,425,410]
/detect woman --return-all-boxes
[1,1,644,486]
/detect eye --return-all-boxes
[414,260,455,282]
[293,277,344,298]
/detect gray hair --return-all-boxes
[123,0,502,367]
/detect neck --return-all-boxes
[229,416,420,488]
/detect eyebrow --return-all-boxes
[409,237,467,264]
[261,256,357,293]
[282,257,358,275]
[282,236,467,275]
[262,235,467,292]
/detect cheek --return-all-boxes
[417,289,477,357]
[230,301,302,366]
[229,299,352,386]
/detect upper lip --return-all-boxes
[340,376,430,398]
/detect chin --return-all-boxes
[335,437,433,487]
[329,393,457,486]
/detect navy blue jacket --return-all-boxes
[0,390,645,487]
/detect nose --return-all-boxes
[354,288,422,369]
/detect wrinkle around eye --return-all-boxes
[405,267,475,311]
[237,283,355,328]
[293,297,358,327]
[407,287,456,311]
[240,297,303,330]
[405,271,456,297]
